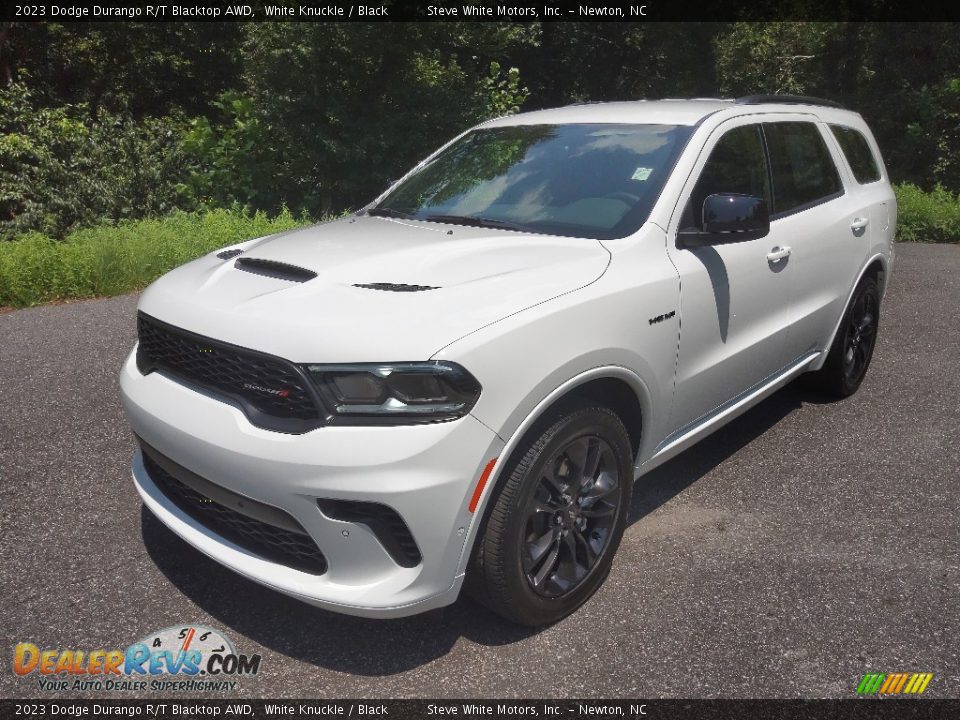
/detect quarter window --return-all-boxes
[687,124,770,228]
[763,122,843,216]
[830,124,882,184]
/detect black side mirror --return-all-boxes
[678,193,770,247]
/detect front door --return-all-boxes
[665,119,795,434]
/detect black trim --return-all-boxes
[759,123,777,214]
[216,248,244,260]
[317,499,422,568]
[140,438,301,532]
[762,120,846,220]
[736,95,845,109]
[136,312,326,434]
[139,439,328,575]
[769,189,846,222]
[353,283,439,292]
[234,257,317,282]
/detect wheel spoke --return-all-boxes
[540,472,567,497]
[531,498,557,514]
[580,470,617,509]
[527,527,559,566]
[556,531,584,583]
[573,528,598,563]
[563,438,589,483]
[580,503,615,519]
[530,535,561,587]
[582,437,601,481]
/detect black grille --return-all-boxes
[142,446,328,575]
[136,313,324,433]
[317,499,422,568]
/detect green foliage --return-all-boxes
[0,208,308,308]
[3,23,243,118]
[0,82,189,240]
[713,22,960,195]
[2,19,960,279]
[177,92,271,210]
[238,23,530,213]
[894,183,960,244]
[715,22,841,96]
[480,62,528,117]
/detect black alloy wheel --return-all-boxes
[522,435,620,598]
[842,287,878,385]
[467,404,634,626]
[811,275,881,398]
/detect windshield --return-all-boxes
[373,123,693,240]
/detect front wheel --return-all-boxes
[810,276,881,397]
[467,405,634,626]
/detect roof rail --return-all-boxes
[736,94,844,109]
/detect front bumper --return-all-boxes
[120,348,503,618]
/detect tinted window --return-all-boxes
[830,124,882,184]
[763,122,842,215]
[687,124,770,227]
[376,123,693,240]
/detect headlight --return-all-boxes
[304,362,481,424]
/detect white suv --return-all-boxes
[121,96,896,625]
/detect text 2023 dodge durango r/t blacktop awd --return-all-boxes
[121,97,895,626]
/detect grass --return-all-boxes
[894,183,960,244]
[0,208,309,308]
[1,184,958,309]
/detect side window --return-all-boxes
[686,124,770,227]
[763,121,843,216]
[829,124,882,184]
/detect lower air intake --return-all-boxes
[141,443,328,575]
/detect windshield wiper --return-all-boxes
[367,207,415,219]
[424,214,525,232]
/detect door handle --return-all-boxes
[850,217,870,231]
[766,246,792,263]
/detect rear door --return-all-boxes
[829,121,894,254]
[763,118,870,361]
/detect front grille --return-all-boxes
[142,446,328,575]
[136,313,324,433]
[317,499,422,568]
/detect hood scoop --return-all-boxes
[353,283,440,292]
[235,257,317,283]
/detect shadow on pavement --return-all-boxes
[141,382,811,676]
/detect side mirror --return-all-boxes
[678,193,770,247]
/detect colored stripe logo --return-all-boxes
[857,673,933,695]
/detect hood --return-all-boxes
[139,216,610,363]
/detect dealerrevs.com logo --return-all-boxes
[13,625,261,692]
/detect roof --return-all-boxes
[482,98,859,128]
[483,100,734,128]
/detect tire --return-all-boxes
[467,404,634,626]
[810,276,881,398]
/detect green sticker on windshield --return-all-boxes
[631,167,653,181]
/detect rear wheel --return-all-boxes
[810,276,880,397]
[467,405,634,626]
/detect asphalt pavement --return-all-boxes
[1,242,958,699]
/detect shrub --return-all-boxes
[0,208,308,308]
[894,183,960,243]
[0,82,191,240]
